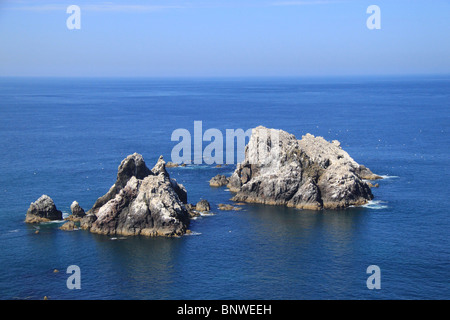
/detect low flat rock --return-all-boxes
[218,204,242,211]
[60,221,77,231]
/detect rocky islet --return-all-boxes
[25,126,383,236]
[227,126,382,210]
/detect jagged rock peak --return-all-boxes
[88,153,153,215]
[85,153,189,237]
[116,153,153,188]
[151,155,169,177]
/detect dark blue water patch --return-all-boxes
[0,76,449,299]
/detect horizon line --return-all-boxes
[1,73,449,79]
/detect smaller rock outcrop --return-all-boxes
[66,201,86,221]
[186,200,212,218]
[165,161,180,168]
[185,204,198,218]
[209,174,229,187]
[195,200,211,212]
[25,195,62,223]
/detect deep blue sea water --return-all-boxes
[0,76,448,300]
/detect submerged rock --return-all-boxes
[25,195,63,223]
[228,126,382,210]
[87,154,190,237]
[218,204,242,211]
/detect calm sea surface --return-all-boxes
[0,76,448,299]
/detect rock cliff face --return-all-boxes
[228,126,381,210]
[85,153,190,237]
[25,195,63,223]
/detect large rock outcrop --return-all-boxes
[85,153,189,237]
[25,195,63,223]
[228,126,382,210]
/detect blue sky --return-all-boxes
[0,0,449,77]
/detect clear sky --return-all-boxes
[0,0,449,77]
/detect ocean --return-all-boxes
[0,76,448,300]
